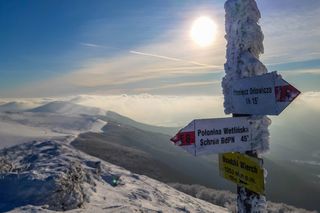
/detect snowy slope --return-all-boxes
[0,102,107,148]
[28,101,106,116]
[0,119,64,148]
[0,101,40,112]
[104,111,178,135]
[0,140,228,213]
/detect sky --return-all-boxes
[0,0,320,98]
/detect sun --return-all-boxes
[190,16,218,47]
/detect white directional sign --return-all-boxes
[170,117,267,156]
[230,71,300,115]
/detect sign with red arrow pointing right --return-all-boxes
[229,71,300,115]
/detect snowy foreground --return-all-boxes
[0,140,227,213]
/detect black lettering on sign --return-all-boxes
[250,87,272,94]
[233,89,249,96]
[198,129,222,136]
[241,135,249,142]
[223,156,239,167]
[221,137,235,144]
[223,127,249,134]
[246,97,258,105]
[240,161,258,173]
[200,138,219,146]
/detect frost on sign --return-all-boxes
[170,117,270,156]
[230,72,300,115]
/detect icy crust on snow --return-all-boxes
[0,140,228,213]
[223,0,268,114]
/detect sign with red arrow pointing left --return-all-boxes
[171,117,269,156]
[229,71,300,115]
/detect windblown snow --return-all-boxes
[0,140,227,213]
[0,101,107,149]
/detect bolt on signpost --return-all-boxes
[171,0,300,212]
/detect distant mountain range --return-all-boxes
[0,101,39,112]
[102,111,179,136]
[28,101,106,116]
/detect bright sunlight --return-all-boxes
[190,16,218,47]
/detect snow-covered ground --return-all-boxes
[0,101,107,149]
[0,119,64,148]
[0,100,227,212]
[0,140,228,212]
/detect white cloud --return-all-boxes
[2,92,319,127]
[280,68,320,76]
[6,35,225,97]
[69,94,225,127]
[261,6,320,65]
[132,80,220,93]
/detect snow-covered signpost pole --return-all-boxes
[222,0,300,213]
[171,0,300,212]
[223,0,268,212]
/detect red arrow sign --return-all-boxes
[275,83,300,102]
[170,131,195,146]
[170,117,269,156]
[229,72,300,115]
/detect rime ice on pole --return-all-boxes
[223,0,269,212]
[223,0,267,113]
[222,0,270,154]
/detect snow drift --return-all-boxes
[0,140,228,212]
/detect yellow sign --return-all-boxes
[219,152,265,195]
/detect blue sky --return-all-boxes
[0,0,319,97]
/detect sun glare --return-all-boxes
[191,16,217,47]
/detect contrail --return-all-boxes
[81,42,221,69]
[129,51,181,62]
[129,50,220,68]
